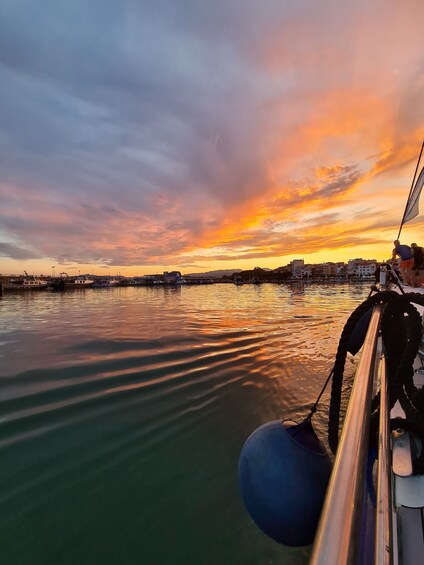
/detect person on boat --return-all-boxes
[391,240,414,286]
[411,242,424,287]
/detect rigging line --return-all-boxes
[306,368,334,420]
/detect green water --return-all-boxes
[0,283,370,564]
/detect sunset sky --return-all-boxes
[1,0,424,276]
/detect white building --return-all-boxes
[290,259,305,277]
[347,259,377,277]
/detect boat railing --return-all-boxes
[310,304,387,565]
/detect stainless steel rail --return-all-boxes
[310,305,383,565]
[375,356,393,565]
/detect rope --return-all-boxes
[326,291,424,456]
[327,291,394,453]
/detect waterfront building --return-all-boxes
[163,271,184,285]
[290,259,305,278]
[347,258,377,278]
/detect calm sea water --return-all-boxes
[0,282,371,565]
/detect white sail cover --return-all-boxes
[403,165,424,224]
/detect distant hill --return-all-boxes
[184,269,242,278]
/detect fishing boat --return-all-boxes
[62,274,94,289]
[238,142,424,564]
[3,273,48,291]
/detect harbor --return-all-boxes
[0,258,382,294]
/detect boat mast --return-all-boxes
[397,140,424,240]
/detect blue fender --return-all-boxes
[238,419,332,546]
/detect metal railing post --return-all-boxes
[375,356,393,565]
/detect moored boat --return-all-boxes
[63,275,94,289]
[3,274,48,291]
